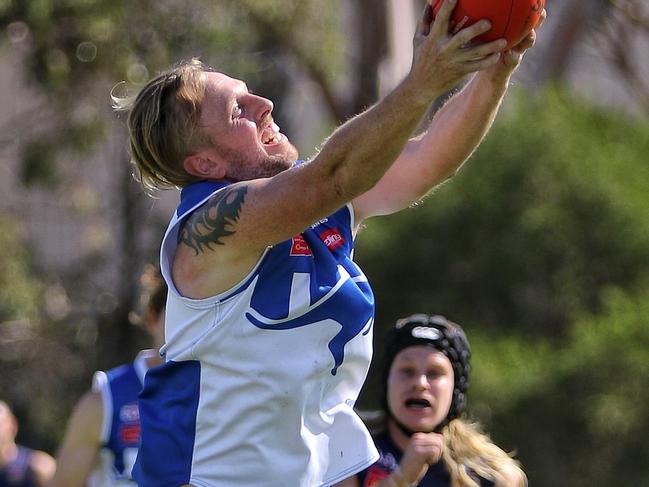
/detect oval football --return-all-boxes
[431,0,544,48]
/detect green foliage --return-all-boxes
[19,139,59,187]
[0,0,345,185]
[477,286,649,487]
[562,286,649,483]
[0,0,348,453]
[233,0,343,79]
[0,217,60,451]
[356,88,649,485]
[357,87,649,338]
[0,218,42,320]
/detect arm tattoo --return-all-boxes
[179,185,248,254]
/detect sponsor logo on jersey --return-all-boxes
[364,466,391,487]
[120,403,140,423]
[120,423,141,444]
[310,217,329,228]
[290,234,313,256]
[320,228,345,251]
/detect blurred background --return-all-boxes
[0,0,648,485]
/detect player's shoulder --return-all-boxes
[29,448,56,482]
[105,361,136,380]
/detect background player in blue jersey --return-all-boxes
[46,265,166,487]
[115,1,544,485]
[0,401,55,487]
[338,314,526,487]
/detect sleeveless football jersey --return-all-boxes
[88,350,154,487]
[134,178,379,487]
[357,432,494,487]
[0,446,39,487]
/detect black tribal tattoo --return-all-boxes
[179,185,248,254]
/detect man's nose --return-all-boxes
[250,94,273,124]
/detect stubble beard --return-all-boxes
[217,144,299,182]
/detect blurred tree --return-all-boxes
[0,0,389,448]
[533,0,606,84]
[356,87,649,340]
[0,218,41,324]
[533,0,648,117]
[0,217,70,452]
[0,0,378,180]
[472,286,649,487]
[595,0,649,113]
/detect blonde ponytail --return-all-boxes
[442,419,527,487]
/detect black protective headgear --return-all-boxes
[382,314,471,433]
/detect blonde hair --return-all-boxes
[112,58,211,190]
[442,419,527,487]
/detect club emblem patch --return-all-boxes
[290,234,313,256]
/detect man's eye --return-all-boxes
[232,104,242,119]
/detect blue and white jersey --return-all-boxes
[89,351,154,487]
[134,177,379,487]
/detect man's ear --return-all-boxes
[183,151,226,180]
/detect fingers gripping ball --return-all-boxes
[431,0,545,48]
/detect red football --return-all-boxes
[431,0,544,49]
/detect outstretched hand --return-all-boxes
[398,432,445,484]
[485,8,547,81]
[408,0,507,101]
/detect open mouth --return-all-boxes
[405,398,432,409]
[261,122,284,145]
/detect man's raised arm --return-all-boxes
[352,10,545,222]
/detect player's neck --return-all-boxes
[0,441,18,465]
[387,418,411,453]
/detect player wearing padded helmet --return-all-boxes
[381,314,472,434]
[336,314,527,487]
